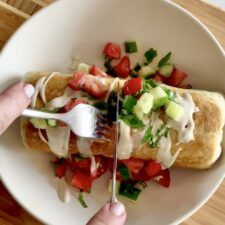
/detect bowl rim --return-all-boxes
[0,0,224,224]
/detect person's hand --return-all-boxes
[0,83,127,225]
[0,82,34,135]
[87,202,126,225]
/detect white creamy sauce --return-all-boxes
[167,93,196,143]
[157,135,182,169]
[117,120,133,159]
[105,78,120,101]
[46,87,77,110]
[90,156,98,176]
[46,126,71,157]
[37,129,48,144]
[46,88,95,110]
[56,177,71,203]
[76,138,92,157]
[132,129,146,150]
[31,76,47,108]
[95,76,106,85]
[40,72,59,104]
[149,113,181,168]
[149,112,163,132]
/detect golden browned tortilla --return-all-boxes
[21,72,225,169]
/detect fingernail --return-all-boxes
[24,84,34,98]
[110,202,125,216]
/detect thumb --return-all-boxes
[87,202,126,225]
[0,82,34,135]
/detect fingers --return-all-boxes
[87,202,126,225]
[0,82,34,135]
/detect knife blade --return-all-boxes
[110,85,120,203]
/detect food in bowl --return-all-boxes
[21,42,225,206]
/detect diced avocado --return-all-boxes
[30,118,47,129]
[76,63,91,73]
[149,86,168,108]
[166,101,184,121]
[137,93,154,114]
[132,104,144,120]
[138,66,155,78]
[47,119,57,127]
[108,179,121,194]
[159,64,174,77]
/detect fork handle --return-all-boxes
[22,108,64,121]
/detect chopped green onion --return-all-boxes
[78,192,88,208]
[119,181,142,202]
[120,114,144,129]
[142,124,169,147]
[142,79,158,93]
[163,87,176,102]
[93,101,108,110]
[119,164,131,180]
[144,48,158,63]
[158,52,172,68]
[122,96,137,113]
[142,126,154,144]
[124,41,138,53]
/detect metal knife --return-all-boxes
[110,86,120,203]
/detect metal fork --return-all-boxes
[21,104,109,140]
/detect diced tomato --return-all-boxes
[122,77,142,95]
[121,158,144,174]
[113,56,130,78]
[152,73,164,83]
[65,99,87,112]
[90,65,108,77]
[69,157,90,174]
[92,156,108,179]
[68,72,107,99]
[103,42,121,59]
[164,68,188,87]
[77,159,91,170]
[71,172,93,192]
[68,72,84,91]
[144,161,162,177]
[154,169,170,188]
[55,160,67,178]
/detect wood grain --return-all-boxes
[0,0,224,225]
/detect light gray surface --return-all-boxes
[207,0,225,9]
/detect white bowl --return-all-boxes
[0,0,224,224]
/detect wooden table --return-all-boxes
[0,0,225,224]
